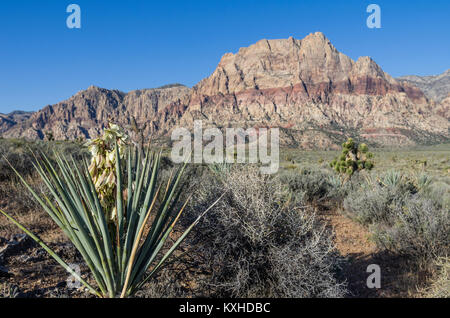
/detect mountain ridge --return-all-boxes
[397,69,450,102]
[1,32,448,149]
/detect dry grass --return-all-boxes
[280,143,450,177]
[421,257,450,298]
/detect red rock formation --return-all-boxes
[2,32,448,148]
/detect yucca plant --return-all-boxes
[415,173,433,191]
[381,170,402,187]
[0,126,222,298]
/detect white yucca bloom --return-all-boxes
[86,123,129,220]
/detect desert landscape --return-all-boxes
[0,2,449,300]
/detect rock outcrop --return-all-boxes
[181,33,448,147]
[1,32,449,148]
[0,111,34,134]
[3,85,191,140]
[398,69,450,102]
[437,94,450,119]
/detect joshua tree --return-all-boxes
[44,131,54,141]
[330,138,374,177]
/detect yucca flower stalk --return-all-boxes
[86,123,128,221]
[0,127,223,298]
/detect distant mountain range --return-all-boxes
[0,110,34,133]
[1,32,448,149]
[398,69,450,102]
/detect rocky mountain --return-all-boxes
[397,69,450,102]
[2,85,190,140]
[0,111,34,133]
[437,94,450,119]
[181,33,448,147]
[1,32,449,148]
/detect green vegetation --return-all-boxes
[0,128,221,298]
[280,143,450,176]
[0,138,88,181]
[330,138,374,176]
[343,171,449,262]
[278,144,449,296]
[280,167,342,204]
[0,138,449,298]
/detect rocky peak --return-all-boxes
[194,32,404,97]
[0,111,34,133]
[87,85,100,91]
[351,56,393,82]
[397,69,450,102]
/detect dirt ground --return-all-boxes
[0,191,93,298]
[321,208,429,298]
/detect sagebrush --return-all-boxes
[181,166,347,298]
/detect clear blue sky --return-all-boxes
[1,0,449,113]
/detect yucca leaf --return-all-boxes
[115,141,124,281]
[134,192,226,293]
[2,133,223,298]
[41,154,110,286]
[0,209,101,297]
[129,192,191,287]
[5,154,104,286]
[120,184,162,298]
[38,152,115,295]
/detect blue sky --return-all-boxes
[0,0,449,113]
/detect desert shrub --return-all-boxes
[0,140,35,181]
[0,139,88,181]
[372,194,449,263]
[343,171,417,225]
[280,167,343,204]
[0,172,49,211]
[423,257,450,298]
[344,171,449,265]
[426,176,450,210]
[343,182,410,225]
[182,165,347,298]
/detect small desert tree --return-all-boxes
[330,138,374,177]
[44,131,55,141]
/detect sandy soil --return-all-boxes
[321,209,427,298]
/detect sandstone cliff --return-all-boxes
[3,85,191,140]
[181,33,448,147]
[1,32,449,149]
